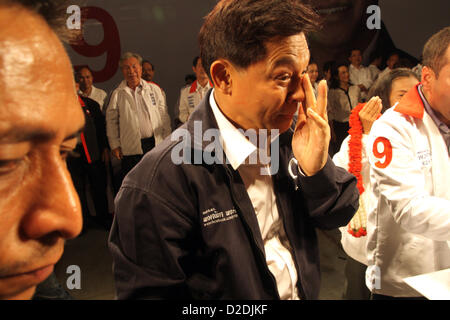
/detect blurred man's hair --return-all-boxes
[198,0,320,79]
[422,26,450,77]
[0,0,83,42]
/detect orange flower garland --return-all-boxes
[347,103,367,237]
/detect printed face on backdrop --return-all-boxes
[304,0,378,47]
[0,5,84,299]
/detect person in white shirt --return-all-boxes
[348,49,373,101]
[333,68,419,300]
[367,56,382,83]
[327,61,361,155]
[106,52,171,184]
[366,28,450,299]
[377,52,400,81]
[176,56,212,126]
[78,66,108,113]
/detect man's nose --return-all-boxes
[287,73,305,104]
[20,152,82,241]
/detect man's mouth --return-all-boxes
[316,5,350,15]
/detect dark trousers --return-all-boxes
[343,255,371,300]
[119,137,155,188]
[67,157,109,228]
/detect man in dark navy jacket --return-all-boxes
[109,0,359,300]
[67,78,111,231]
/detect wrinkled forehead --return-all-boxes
[0,6,82,135]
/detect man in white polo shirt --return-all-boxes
[78,66,108,113]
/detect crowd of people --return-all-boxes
[0,0,448,302]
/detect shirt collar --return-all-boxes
[209,89,257,170]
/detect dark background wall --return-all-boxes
[65,0,450,122]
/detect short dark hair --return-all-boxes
[142,60,154,70]
[422,26,450,77]
[367,68,419,112]
[1,0,83,42]
[198,0,320,79]
[349,48,362,57]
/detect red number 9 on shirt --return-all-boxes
[373,137,393,168]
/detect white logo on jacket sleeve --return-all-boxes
[202,207,238,227]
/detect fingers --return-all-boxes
[360,96,382,120]
[302,73,317,112]
[307,107,329,131]
[316,80,328,120]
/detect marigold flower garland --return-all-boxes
[347,103,367,237]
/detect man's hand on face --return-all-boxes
[292,74,330,176]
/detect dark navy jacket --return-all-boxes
[108,90,359,299]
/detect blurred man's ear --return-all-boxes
[210,59,233,95]
[421,66,435,90]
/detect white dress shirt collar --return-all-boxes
[209,89,257,170]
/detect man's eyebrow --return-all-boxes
[271,57,296,70]
[0,126,84,143]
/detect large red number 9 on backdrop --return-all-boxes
[71,6,121,83]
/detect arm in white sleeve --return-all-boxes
[106,90,121,150]
[368,119,450,241]
[178,89,190,123]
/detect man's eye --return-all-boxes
[276,74,292,82]
[60,150,72,161]
[0,159,20,175]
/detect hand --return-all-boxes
[112,147,123,160]
[359,96,382,134]
[292,74,330,176]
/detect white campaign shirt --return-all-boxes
[125,84,154,139]
[349,64,373,100]
[209,89,300,300]
[178,80,212,123]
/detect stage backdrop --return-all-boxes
[65,0,450,122]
